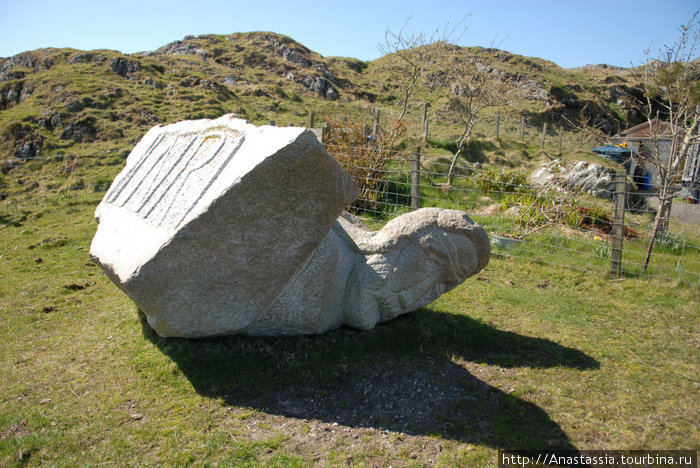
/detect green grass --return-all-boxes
[1,181,698,466]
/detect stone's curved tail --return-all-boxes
[339,208,490,328]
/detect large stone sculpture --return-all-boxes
[90,114,490,337]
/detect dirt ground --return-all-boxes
[646,196,700,225]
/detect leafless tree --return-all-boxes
[635,12,700,273]
[444,43,522,184]
[379,17,467,121]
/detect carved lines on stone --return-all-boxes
[106,130,244,228]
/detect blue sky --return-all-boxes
[1,0,697,68]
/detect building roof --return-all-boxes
[617,119,675,139]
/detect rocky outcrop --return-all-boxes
[0,81,34,109]
[0,52,46,74]
[60,117,98,142]
[14,138,43,161]
[264,35,313,67]
[154,40,211,58]
[300,75,338,100]
[530,159,615,198]
[109,57,141,77]
[279,45,311,68]
[515,76,549,101]
[90,115,489,337]
[262,35,340,100]
[37,112,63,130]
[68,52,106,65]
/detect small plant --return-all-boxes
[594,242,611,259]
[657,233,684,256]
[675,259,684,274]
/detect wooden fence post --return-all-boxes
[308,111,315,128]
[422,102,430,142]
[268,120,275,126]
[540,122,547,148]
[558,125,564,151]
[520,116,525,141]
[321,122,329,144]
[610,171,626,278]
[373,108,380,135]
[411,147,421,210]
[579,131,584,148]
[494,112,501,138]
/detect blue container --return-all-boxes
[639,172,652,191]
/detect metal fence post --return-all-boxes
[610,171,626,278]
[411,147,421,210]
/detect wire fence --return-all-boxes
[1,144,698,285]
[326,145,700,285]
[318,105,612,154]
[434,111,610,151]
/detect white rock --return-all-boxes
[91,115,489,337]
[531,158,614,197]
[91,115,357,337]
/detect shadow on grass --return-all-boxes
[139,308,598,451]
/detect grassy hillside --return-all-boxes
[0,32,645,163]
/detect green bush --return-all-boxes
[471,167,527,194]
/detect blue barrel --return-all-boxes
[639,172,652,191]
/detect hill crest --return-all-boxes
[0,32,642,161]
